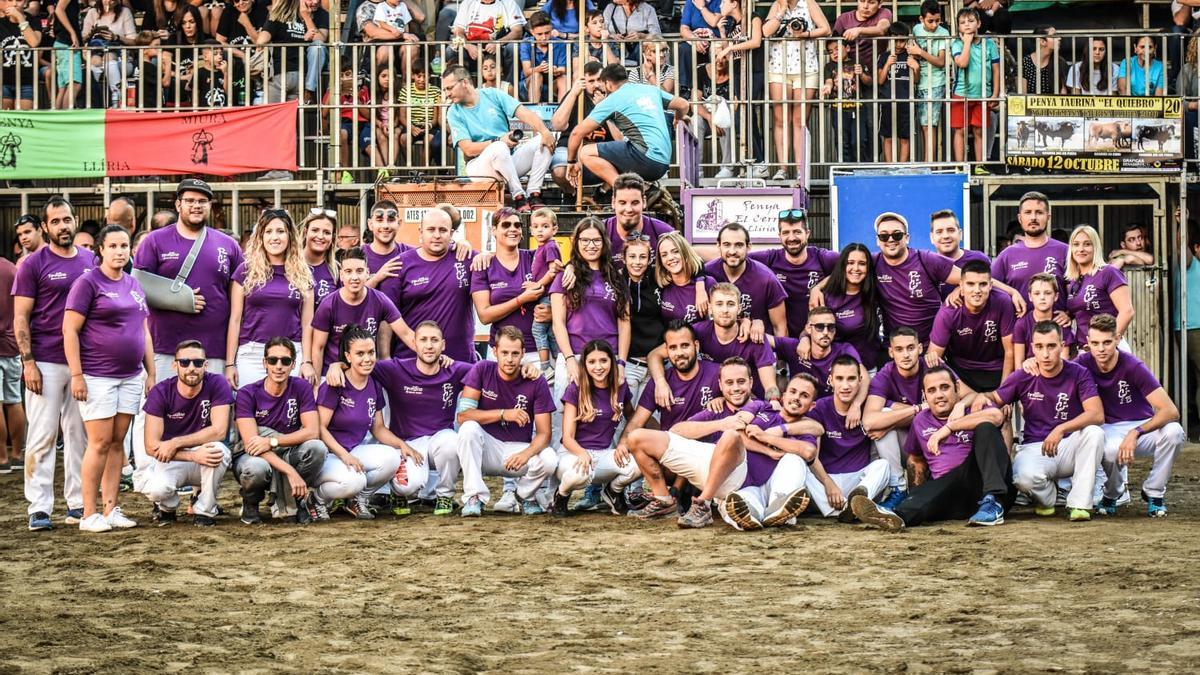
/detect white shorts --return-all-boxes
[0,355,20,404]
[661,432,747,500]
[79,373,143,421]
[767,69,820,90]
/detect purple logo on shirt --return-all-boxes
[365,318,378,335]
[317,279,333,298]
[1043,257,1057,274]
[367,397,377,418]
[807,271,821,289]
[287,282,301,301]
[131,289,147,313]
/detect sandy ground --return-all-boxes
[1,448,1199,674]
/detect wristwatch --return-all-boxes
[269,437,279,449]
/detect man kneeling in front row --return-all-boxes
[851,365,1016,531]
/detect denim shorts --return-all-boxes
[917,86,946,127]
[1,82,34,101]
[54,44,83,87]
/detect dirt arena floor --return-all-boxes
[1,448,1199,674]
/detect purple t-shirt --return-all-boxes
[659,276,714,324]
[144,372,235,442]
[549,269,622,355]
[365,242,410,307]
[939,249,990,299]
[64,270,149,379]
[773,336,859,397]
[373,357,473,439]
[563,381,629,450]
[310,262,338,308]
[134,226,242,357]
[605,215,673,264]
[824,290,884,370]
[928,289,1015,371]
[873,249,954,342]
[1075,351,1158,424]
[868,361,925,407]
[316,376,382,451]
[531,240,562,284]
[749,246,839,336]
[463,360,555,443]
[637,359,721,430]
[470,249,537,353]
[703,258,789,328]
[1013,312,1075,354]
[905,408,976,480]
[388,249,477,362]
[807,395,873,474]
[1066,265,1127,345]
[0,258,16,357]
[994,360,1099,444]
[739,406,817,488]
[990,238,1068,301]
[12,245,93,364]
[234,375,317,435]
[833,7,894,63]
[680,399,772,444]
[234,264,304,343]
[311,288,401,371]
[693,319,777,396]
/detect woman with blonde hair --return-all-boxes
[1065,224,1134,349]
[654,231,711,324]
[226,209,316,388]
[300,208,340,307]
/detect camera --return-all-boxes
[776,16,809,38]
[508,129,525,142]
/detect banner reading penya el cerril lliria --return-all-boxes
[0,101,298,179]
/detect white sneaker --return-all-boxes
[750,164,770,179]
[257,169,294,181]
[715,166,737,179]
[491,490,521,514]
[772,169,788,181]
[106,506,138,529]
[79,513,112,533]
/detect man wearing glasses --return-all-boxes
[870,211,960,345]
[749,209,839,337]
[443,66,555,213]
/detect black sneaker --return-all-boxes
[240,498,263,525]
[551,492,570,517]
[674,484,696,515]
[626,489,653,511]
[152,505,177,525]
[194,514,216,527]
[294,500,313,525]
[601,483,629,515]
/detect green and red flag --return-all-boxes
[0,101,298,179]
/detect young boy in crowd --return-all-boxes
[877,21,920,163]
[530,208,563,377]
[949,7,1000,162]
[520,11,569,104]
[910,0,950,162]
[822,39,871,163]
[397,60,443,163]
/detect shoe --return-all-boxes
[1013,492,1032,507]
[1096,496,1118,517]
[257,169,294,181]
[28,512,52,531]
[590,186,612,205]
[551,492,569,517]
[750,164,770,179]
[850,494,904,532]
[0,461,10,474]
[878,488,907,512]
[541,365,555,388]
[294,501,312,524]
[305,492,330,521]
[527,192,546,210]
[630,495,677,520]
[514,196,532,214]
[152,505,178,525]
[966,494,1005,527]
[338,170,353,184]
[1055,485,1069,507]
[677,499,713,528]
[714,166,736,179]
[522,498,545,515]
[390,495,412,517]
[79,513,112,533]
[348,492,376,520]
[1115,489,1132,507]
[433,496,454,515]
[601,483,629,515]
[719,493,761,531]
[625,489,653,512]
[1034,505,1056,517]
[772,168,788,181]
[1069,508,1091,522]
[461,496,483,517]
[240,498,263,525]
[64,508,84,525]
[674,484,696,515]
[106,506,137,529]
[838,486,868,523]
[1147,496,1167,518]
[492,490,521,514]
[177,485,194,496]
[194,514,216,527]
[762,488,809,527]
[573,484,602,512]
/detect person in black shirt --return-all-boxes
[132,30,167,108]
[161,4,207,106]
[549,61,612,197]
[215,0,267,104]
[255,0,323,104]
[0,0,43,109]
[186,39,229,107]
[621,233,664,405]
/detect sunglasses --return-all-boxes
[779,209,807,222]
[372,210,399,221]
[309,208,337,219]
[497,219,523,230]
[810,322,836,333]
[626,231,650,242]
[15,215,37,227]
[262,208,290,221]
[265,356,294,366]
[176,358,207,368]
[876,231,906,243]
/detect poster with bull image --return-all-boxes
[1005,95,1182,173]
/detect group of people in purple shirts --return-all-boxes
[11,174,1183,532]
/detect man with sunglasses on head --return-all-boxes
[233,337,328,525]
[749,209,839,338]
[139,340,234,527]
[703,222,789,340]
[14,214,44,265]
[363,199,411,291]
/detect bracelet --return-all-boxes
[71,373,83,378]
[617,358,626,367]
[777,423,788,435]
[1134,425,1146,435]
[19,21,30,31]
[499,408,506,422]
[303,360,313,365]
[224,364,236,370]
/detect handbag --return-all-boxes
[131,226,206,314]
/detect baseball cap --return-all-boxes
[873,211,909,232]
[175,178,213,199]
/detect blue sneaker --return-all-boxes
[28,511,52,531]
[64,508,84,525]
[967,494,1005,527]
[1096,496,1118,516]
[461,497,483,518]
[1147,496,1167,518]
[573,484,602,512]
[878,488,907,512]
[522,498,545,516]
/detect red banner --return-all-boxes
[104,101,298,177]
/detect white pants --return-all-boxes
[314,443,402,501]
[235,341,302,388]
[624,360,650,410]
[731,453,809,523]
[1013,426,1104,510]
[805,459,890,517]
[24,361,86,515]
[554,447,641,495]
[872,422,908,490]
[132,354,226,492]
[391,430,459,499]
[660,432,748,500]
[141,442,231,517]
[466,139,551,198]
[1100,420,1184,500]
[456,420,557,505]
